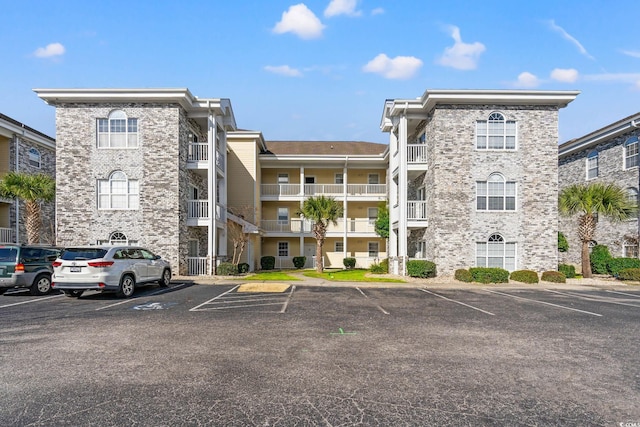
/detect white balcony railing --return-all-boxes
[261,184,386,197]
[261,184,301,197]
[188,200,209,219]
[0,227,14,243]
[261,219,312,233]
[187,257,208,275]
[304,184,343,195]
[216,151,225,172]
[188,143,208,162]
[346,184,386,195]
[407,144,427,163]
[407,201,428,220]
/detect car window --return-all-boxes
[0,248,18,262]
[126,249,143,259]
[140,249,156,260]
[44,249,60,262]
[60,248,108,261]
[22,248,43,263]
[113,250,127,260]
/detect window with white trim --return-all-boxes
[98,171,139,210]
[335,173,344,184]
[28,148,41,168]
[277,207,289,224]
[278,241,289,257]
[368,242,379,258]
[627,187,639,208]
[368,174,379,184]
[476,112,516,150]
[476,173,516,211]
[587,150,598,179]
[624,239,639,258]
[476,233,516,271]
[368,207,378,225]
[97,110,138,148]
[625,136,639,169]
[278,173,289,184]
[335,241,344,252]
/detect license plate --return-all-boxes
[70,266,81,273]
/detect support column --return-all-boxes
[398,115,408,276]
[207,114,217,275]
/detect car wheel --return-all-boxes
[117,274,136,298]
[158,269,171,287]
[30,274,52,296]
[63,290,84,298]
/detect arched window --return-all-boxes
[476,112,517,150]
[476,173,516,211]
[627,187,639,208]
[28,147,41,168]
[476,233,516,271]
[109,231,128,245]
[97,171,139,210]
[625,136,639,169]
[587,150,598,179]
[97,110,138,148]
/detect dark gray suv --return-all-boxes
[0,245,61,295]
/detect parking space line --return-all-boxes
[420,288,495,316]
[195,302,285,311]
[95,283,191,311]
[606,290,640,298]
[0,294,65,309]
[356,287,390,315]
[189,285,239,311]
[545,289,640,308]
[279,285,295,313]
[486,289,602,317]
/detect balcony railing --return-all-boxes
[216,151,225,172]
[304,184,343,195]
[0,227,14,243]
[261,219,376,234]
[187,257,208,275]
[187,200,226,222]
[347,184,386,195]
[261,184,386,197]
[261,184,300,197]
[407,144,427,163]
[188,143,208,162]
[407,201,427,220]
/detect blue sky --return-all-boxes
[1,0,638,144]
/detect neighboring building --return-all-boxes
[381,89,579,276]
[558,113,640,265]
[0,113,56,244]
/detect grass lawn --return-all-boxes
[303,269,406,283]
[242,271,301,281]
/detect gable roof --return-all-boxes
[262,141,387,156]
[558,112,640,157]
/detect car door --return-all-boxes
[125,248,149,282]
[141,249,162,281]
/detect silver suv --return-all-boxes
[52,246,172,298]
[0,245,61,295]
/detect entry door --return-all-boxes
[304,244,316,268]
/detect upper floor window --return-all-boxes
[277,207,289,224]
[476,173,516,211]
[335,173,344,184]
[476,233,516,271]
[28,148,41,168]
[587,150,599,179]
[97,110,138,148]
[277,173,289,184]
[98,171,139,210]
[625,136,639,169]
[476,112,516,150]
[368,174,379,185]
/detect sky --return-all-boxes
[1,0,638,145]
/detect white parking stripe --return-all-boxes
[0,293,64,309]
[420,288,495,316]
[196,302,286,311]
[486,289,602,317]
[606,290,640,298]
[189,285,239,311]
[279,285,296,313]
[356,287,390,315]
[545,289,640,308]
[95,283,191,311]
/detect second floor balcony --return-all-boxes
[260,218,377,235]
[0,227,14,244]
[187,143,225,172]
[261,183,387,200]
[187,200,227,226]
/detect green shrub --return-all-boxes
[590,245,612,274]
[369,262,386,274]
[454,269,473,282]
[558,232,568,252]
[468,267,509,284]
[406,260,437,278]
[558,264,576,279]
[617,268,640,281]
[216,262,237,276]
[237,263,250,274]
[343,257,356,269]
[541,271,566,283]
[607,257,640,276]
[260,256,275,270]
[509,270,539,284]
[379,258,389,272]
[292,256,307,269]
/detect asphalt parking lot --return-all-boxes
[1,282,639,426]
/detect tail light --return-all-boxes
[15,263,24,272]
[52,261,62,267]
[87,261,114,268]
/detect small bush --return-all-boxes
[260,256,275,270]
[216,262,237,276]
[369,262,386,274]
[590,245,612,275]
[292,256,306,269]
[406,260,437,278]
[237,263,250,274]
[558,264,576,279]
[343,257,356,269]
[509,270,539,284]
[558,232,568,252]
[454,269,473,282]
[617,268,640,281]
[541,271,566,283]
[469,267,509,284]
[379,258,389,271]
[607,257,640,276]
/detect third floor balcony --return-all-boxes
[260,183,387,200]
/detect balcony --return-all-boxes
[260,184,386,200]
[187,200,226,226]
[260,218,377,235]
[0,227,14,244]
[407,201,428,227]
[407,144,427,163]
[187,143,225,172]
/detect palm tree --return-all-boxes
[296,195,343,273]
[0,172,56,244]
[559,182,636,278]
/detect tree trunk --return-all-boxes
[316,241,323,273]
[581,240,592,278]
[25,201,40,244]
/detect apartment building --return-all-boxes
[382,89,579,276]
[558,113,640,264]
[0,113,56,244]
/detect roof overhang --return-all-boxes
[0,114,56,148]
[227,130,268,152]
[559,113,640,157]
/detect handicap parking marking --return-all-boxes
[189,285,295,312]
[420,288,495,316]
[485,289,603,317]
[356,287,390,315]
[545,289,640,308]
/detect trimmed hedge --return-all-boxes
[617,268,640,281]
[217,262,237,276]
[607,257,640,276]
[541,271,566,283]
[238,263,250,274]
[343,257,356,269]
[468,267,509,284]
[260,256,275,270]
[590,245,612,275]
[406,260,437,278]
[509,270,539,284]
[292,256,307,269]
[558,264,576,279]
[454,269,473,282]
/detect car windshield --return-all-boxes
[0,248,18,262]
[60,248,108,261]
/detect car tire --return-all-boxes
[117,274,136,298]
[30,274,52,296]
[158,269,171,287]
[0,288,7,295]
[63,290,84,298]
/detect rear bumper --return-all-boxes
[51,282,119,292]
[0,275,26,288]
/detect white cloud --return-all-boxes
[362,53,423,80]
[514,72,540,88]
[371,7,385,16]
[324,0,361,17]
[264,65,303,77]
[273,4,325,39]
[620,49,640,59]
[33,42,65,58]
[436,25,485,70]
[550,68,579,83]
[547,20,595,60]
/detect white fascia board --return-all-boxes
[0,118,56,149]
[422,89,581,110]
[559,113,640,157]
